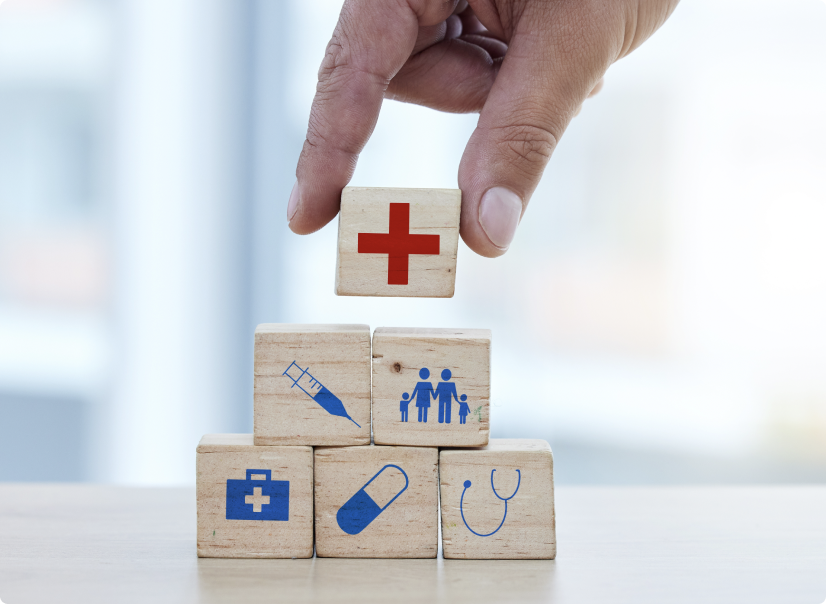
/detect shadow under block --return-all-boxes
[372,327,491,447]
[254,324,371,446]
[439,439,556,560]
[335,187,461,298]
[196,434,313,558]
[314,445,439,558]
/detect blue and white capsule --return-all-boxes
[336,464,409,535]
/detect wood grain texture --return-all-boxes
[254,324,371,446]
[196,434,313,558]
[314,445,439,558]
[372,327,490,447]
[335,187,461,298]
[440,439,556,559]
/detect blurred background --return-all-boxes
[1,0,825,485]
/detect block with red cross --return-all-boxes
[335,187,461,297]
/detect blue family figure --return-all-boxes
[435,369,460,424]
[458,394,470,424]
[400,393,410,422]
[409,368,434,423]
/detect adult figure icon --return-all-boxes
[409,368,434,423]
[435,369,460,424]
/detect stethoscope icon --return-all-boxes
[460,469,521,537]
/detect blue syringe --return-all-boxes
[282,361,361,428]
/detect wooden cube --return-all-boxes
[372,327,490,447]
[314,445,439,558]
[254,324,371,446]
[335,187,461,298]
[196,434,313,558]
[439,439,556,559]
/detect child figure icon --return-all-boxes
[400,393,410,422]
[458,394,470,424]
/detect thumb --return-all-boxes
[457,3,621,257]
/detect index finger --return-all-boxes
[289,0,459,234]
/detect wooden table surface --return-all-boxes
[1,485,824,603]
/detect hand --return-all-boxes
[288,0,680,257]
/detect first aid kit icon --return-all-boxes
[226,469,289,521]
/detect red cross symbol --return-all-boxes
[357,203,440,285]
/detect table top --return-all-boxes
[1,484,824,603]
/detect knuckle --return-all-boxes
[494,123,558,171]
[317,28,390,91]
[318,31,351,81]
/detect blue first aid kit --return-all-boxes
[225,469,289,521]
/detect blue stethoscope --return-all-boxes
[460,469,521,537]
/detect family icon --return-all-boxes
[400,368,471,424]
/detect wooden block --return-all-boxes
[254,324,371,446]
[314,445,439,558]
[439,439,556,559]
[196,434,313,558]
[335,187,461,298]
[372,327,490,447]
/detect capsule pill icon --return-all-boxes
[336,464,409,535]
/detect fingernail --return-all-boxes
[478,187,522,250]
[287,181,300,221]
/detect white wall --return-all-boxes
[109,0,248,484]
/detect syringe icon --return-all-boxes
[282,361,361,428]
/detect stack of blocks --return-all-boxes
[196,188,556,560]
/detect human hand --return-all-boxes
[288,0,680,257]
